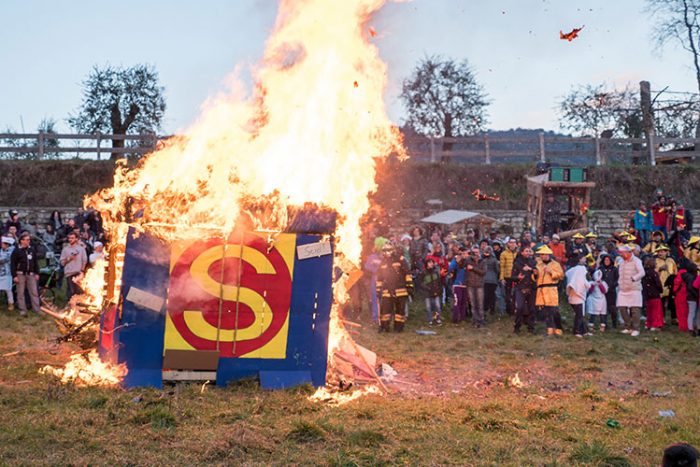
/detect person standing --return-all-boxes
[512,246,538,334]
[566,254,590,337]
[10,233,41,316]
[682,261,699,336]
[60,231,88,300]
[482,246,500,316]
[464,246,486,328]
[566,233,587,268]
[0,237,15,311]
[616,245,645,337]
[499,237,518,316]
[4,209,21,235]
[643,230,665,255]
[634,201,653,247]
[542,192,561,237]
[534,245,564,336]
[586,270,609,332]
[422,258,442,325]
[548,234,567,266]
[377,244,413,332]
[674,260,691,333]
[654,244,678,323]
[448,248,470,323]
[642,257,665,331]
[652,195,669,237]
[684,236,700,270]
[599,254,619,328]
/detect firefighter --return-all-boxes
[684,236,700,271]
[535,245,565,336]
[512,245,538,334]
[377,243,413,332]
[566,233,587,268]
[584,232,598,255]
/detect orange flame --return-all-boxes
[91,0,404,266]
[40,350,127,387]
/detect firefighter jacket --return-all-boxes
[643,240,663,255]
[566,242,587,268]
[685,247,700,270]
[535,258,564,307]
[499,248,517,281]
[655,256,677,298]
[377,254,413,298]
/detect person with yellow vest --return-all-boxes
[684,236,700,270]
[655,244,678,323]
[377,244,414,332]
[499,237,518,315]
[535,245,565,335]
[643,230,665,255]
[566,233,587,268]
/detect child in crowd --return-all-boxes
[586,269,608,332]
[566,254,590,337]
[642,257,664,331]
[422,258,442,325]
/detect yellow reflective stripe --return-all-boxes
[394,315,406,322]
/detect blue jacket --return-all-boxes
[448,258,467,286]
[634,209,653,231]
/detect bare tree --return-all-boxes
[400,56,489,162]
[558,83,642,137]
[648,0,700,135]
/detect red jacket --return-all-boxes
[652,203,668,228]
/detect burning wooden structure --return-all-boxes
[98,208,336,389]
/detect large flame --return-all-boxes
[92,0,404,265]
[40,350,127,387]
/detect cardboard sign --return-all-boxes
[296,241,332,260]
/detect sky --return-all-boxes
[0,0,696,135]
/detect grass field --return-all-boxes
[1,297,699,466]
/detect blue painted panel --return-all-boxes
[259,371,312,389]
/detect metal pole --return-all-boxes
[96,133,101,161]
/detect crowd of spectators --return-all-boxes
[0,208,105,317]
[361,189,700,338]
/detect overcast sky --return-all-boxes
[0,0,695,134]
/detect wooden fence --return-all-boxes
[0,133,158,160]
[1,132,699,165]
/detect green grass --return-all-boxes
[1,296,699,465]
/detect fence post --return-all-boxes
[96,133,102,161]
[538,132,545,162]
[649,132,656,166]
[429,136,436,163]
[594,137,601,166]
[37,132,45,159]
[484,134,491,164]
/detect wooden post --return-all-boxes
[640,80,656,166]
[96,133,102,161]
[484,134,491,164]
[594,137,601,166]
[37,132,44,159]
[538,132,545,162]
[429,136,436,163]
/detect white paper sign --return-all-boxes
[297,241,332,260]
[126,286,165,312]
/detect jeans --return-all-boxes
[468,286,485,325]
[16,274,40,313]
[688,301,698,331]
[425,296,441,323]
[495,283,506,315]
[572,303,586,335]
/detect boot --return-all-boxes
[7,303,14,311]
[547,328,555,336]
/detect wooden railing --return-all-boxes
[1,132,699,165]
[404,134,700,165]
[0,133,159,160]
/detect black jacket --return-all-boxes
[11,246,39,276]
[599,261,619,296]
[642,268,663,300]
[512,255,538,292]
[682,271,699,302]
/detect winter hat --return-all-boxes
[1,236,14,245]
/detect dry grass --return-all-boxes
[1,298,699,465]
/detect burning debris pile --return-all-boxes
[42,0,405,398]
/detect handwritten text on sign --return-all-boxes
[296,241,332,260]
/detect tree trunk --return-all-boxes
[440,115,453,164]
